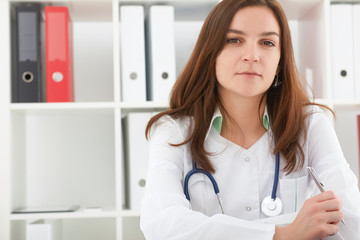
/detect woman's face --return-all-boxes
[215,6,281,102]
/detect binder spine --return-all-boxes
[146,6,176,102]
[330,4,355,100]
[123,112,152,210]
[45,6,73,102]
[14,5,42,103]
[353,5,360,100]
[120,6,146,102]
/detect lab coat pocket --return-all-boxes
[279,175,308,214]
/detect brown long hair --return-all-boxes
[145,0,331,174]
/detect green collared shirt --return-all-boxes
[212,108,269,135]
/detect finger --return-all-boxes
[324,224,339,237]
[321,210,344,225]
[326,211,344,224]
[312,190,338,202]
[319,198,342,212]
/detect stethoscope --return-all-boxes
[183,137,283,217]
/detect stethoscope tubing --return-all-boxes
[272,145,280,200]
[184,162,220,201]
[184,135,281,216]
[184,162,225,214]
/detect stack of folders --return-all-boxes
[331,4,360,100]
[13,5,73,103]
[122,112,154,210]
[120,5,176,102]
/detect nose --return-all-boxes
[241,44,260,63]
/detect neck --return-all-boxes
[220,95,267,148]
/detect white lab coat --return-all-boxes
[140,105,360,240]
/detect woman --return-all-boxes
[140,0,360,239]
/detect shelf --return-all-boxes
[121,210,141,217]
[9,99,359,112]
[10,102,117,110]
[10,209,119,221]
[9,101,169,111]
[331,0,360,3]
[330,99,360,107]
[314,98,360,107]
[11,217,117,240]
[120,101,168,110]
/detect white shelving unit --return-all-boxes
[0,0,359,239]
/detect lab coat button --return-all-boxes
[246,206,251,211]
[245,157,250,162]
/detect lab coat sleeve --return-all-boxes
[140,116,276,240]
[307,110,360,240]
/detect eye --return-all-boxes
[261,40,275,47]
[226,38,242,44]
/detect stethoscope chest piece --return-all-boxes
[261,196,283,217]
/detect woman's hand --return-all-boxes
[274,191,343,240]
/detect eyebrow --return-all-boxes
[228,29,280,38]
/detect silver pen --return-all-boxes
[307,167,346,225]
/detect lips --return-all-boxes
[237,71,262,77]
[237,72,261,77]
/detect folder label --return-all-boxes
[18,12,37,62]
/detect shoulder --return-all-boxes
[149,114,193,143]
[304,104,334,135]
